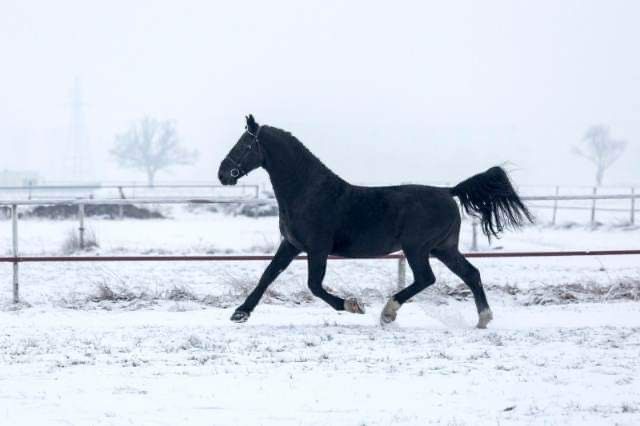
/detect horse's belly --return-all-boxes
[331,236,401,258]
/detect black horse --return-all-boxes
[218,115,533,328]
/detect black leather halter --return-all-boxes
[224,126,262,178]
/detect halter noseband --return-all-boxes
[225,126,262,179]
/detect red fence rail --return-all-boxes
[3,250,639,305]
[3,191,639,304]
[2,249,640,263]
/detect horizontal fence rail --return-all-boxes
[2,193,639,304]
[0,196,268,206]
[1,193,639,206]
[2,250,640,263]
[0,183,259,190]
[1,182,635,225]
[527,204,632,212]
[3,250,639,305]
[522,194,640,201]
[0,183,261,200]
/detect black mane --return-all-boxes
[263,126,344,183]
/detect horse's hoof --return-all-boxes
[230,310,250,323]
[344,297,365,314]
[476,309,493,329]
[380,299,401,325]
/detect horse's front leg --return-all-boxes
[230,240,300,323]
[307,253,365,314]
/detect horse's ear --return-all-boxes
[245,114,259,133]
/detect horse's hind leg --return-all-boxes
[433,246,493,328]
[381,246,435,325]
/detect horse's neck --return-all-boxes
[262,132,345,208]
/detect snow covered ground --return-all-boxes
[0,206,639,424]
[2,303,640,425]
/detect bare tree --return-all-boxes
[111,117,198,186]
[573,125,627,186]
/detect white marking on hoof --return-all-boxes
[477,309,493,329]
[344,297,365,314]
[380,299,401,325]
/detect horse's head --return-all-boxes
[218,114,264,185]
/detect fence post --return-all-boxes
[117,186,125,219]
[397,255,406,290]
[78,203,85,250]
[631,187,636,225]
[590,187,597,226]
[551,186,559,225]
[471,219,479,251]
[11,204,19,303]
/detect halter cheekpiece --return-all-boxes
[225,126,262,178]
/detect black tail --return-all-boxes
[451,166,534,239]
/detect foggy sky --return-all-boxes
[1,0,639,187]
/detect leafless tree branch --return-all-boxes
[572,125,628,186]
[111,117,198,185]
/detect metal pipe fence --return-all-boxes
[1,182,636,226]
[523,187,637,226]
[0,183,261,200]
[2,193,640,303]
[2,250,639,303]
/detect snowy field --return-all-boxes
[2,303,640,425]
[1,206,639,425]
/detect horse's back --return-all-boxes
[330,184,459,257]
[347,184,458,220]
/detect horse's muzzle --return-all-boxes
[218,174,238,186]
